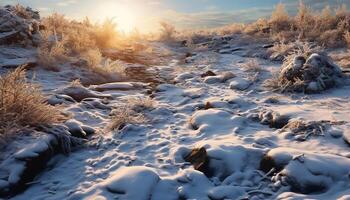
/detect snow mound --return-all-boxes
[262,148,350,194]
[71,166,160,200]
[189,109,246,136]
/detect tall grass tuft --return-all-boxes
[0,67,64,142]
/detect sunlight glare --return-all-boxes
[94,2,143,33]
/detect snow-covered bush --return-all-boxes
[264,53,343,93]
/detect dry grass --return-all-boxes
[178,2,350,49]
[240,59,261,72]
[37,35,67,71]
[82,49,102,68]
[159,22,176,42]
[344,31,350,46]
[330,50,350,68]
[0,67,64,142]
[269,40,322,62]
[13,4,31,19]
[109,97,154,130]
[127,97,155,111]
[109,106,146,131]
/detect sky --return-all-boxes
[1,0,350,33]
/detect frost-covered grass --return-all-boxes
[109,97,154,130]
[174,2,350,50]
[0,67,63,143]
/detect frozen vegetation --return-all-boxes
[1,3,350,200]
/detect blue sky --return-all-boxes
[1,0,349,32]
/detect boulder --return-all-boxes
[0,5,41,46]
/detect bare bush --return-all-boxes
[37,35,67,70]
[0,67,64,142]
[127,97,155,111]
[159,21,176,42]
[240,59,261,72]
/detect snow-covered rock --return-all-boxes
[229,78,252,90]
[0,5,41,46]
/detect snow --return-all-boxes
[70,166,160,200]
[2,39,350,200]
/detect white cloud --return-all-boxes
[57,0,77,7]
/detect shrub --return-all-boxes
[92,19,120,49]
[269,3,291,32]
[159,21,176,42]
[37,35,67,71]
[0,67,63,142]
[82,49,102,68]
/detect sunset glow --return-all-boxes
[93,2,145,33]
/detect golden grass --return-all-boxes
[0,67,64,142]
[108,97,154,130]
[159,21,176,42]
[175,2,350,49]
[240,59,261,72]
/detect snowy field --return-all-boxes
[1,4,350,200]
[0,42,349,200]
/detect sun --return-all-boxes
[94,2,143,33]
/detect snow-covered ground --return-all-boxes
[1,42,350,200]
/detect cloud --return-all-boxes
[57,0,77,7]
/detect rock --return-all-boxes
[56,84,111,102]
[64,120,87,139]
[0,134,59,197]
[328,127,343,138]
[220,71,235,82]
[201,70,216,78]
[175,72,194,82]
[229,78,251,90]
[259,110,290,129]
[47,94,76,105]
[262,148,350,194]
[204,76,222,84]
[81,98,111,110]
[263,44,274,48]
[184,147,211,177]
[0,57,37,69]
[89,82,148,92]
[0,5,41,46]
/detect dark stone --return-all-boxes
[271,115,290,129]
[184,147,212,177]
[263,44,274,49]
[201,70,216,78]
[259,155,277,173]
[204,102,213,110]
